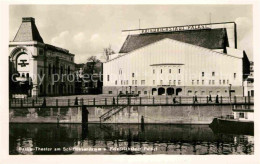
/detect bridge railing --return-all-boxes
[9,95,254,108]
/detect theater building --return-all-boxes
[103,22,250,96]
[9,17,76,97]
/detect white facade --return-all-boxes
[103,38,244,96]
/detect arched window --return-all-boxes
[52,64,56,74]
[60,65,63,75]
[48,84,51,93]
[22,73,25,77]
[68,66,70,74]
[48,64,51,76]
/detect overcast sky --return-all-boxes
[9,5,253,63]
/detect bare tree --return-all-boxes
[103,45,115,61]
[86,56,101,74]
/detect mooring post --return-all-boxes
[220,96,223,104]
[32,99,34,107]
[140,97,142,105]
[81,98,84,105]
[248,95,250,105]
[68,99,70,106]
[21,99,23,107]
[56,99,58,107]
[206,96,208,104]
[234,96,236,104]
[105,98,107,105]
[141,115,144,125]
[93,98,95,106]
[82,106,89,124]
[153,97,155,105]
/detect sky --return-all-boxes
[9,5,253,63]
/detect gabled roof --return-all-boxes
[119,28,228,53]
[13,17,44,43]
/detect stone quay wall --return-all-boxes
[8,104,245,124]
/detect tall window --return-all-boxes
[219,80,222,85]
[212,80,215,85]
[169,80,171,85]
[161,69,162,74]
[234,73,236,79]
[121,80,123,85]
[174,80,176,85]
[141,80,145,85]
[160,80,163,85]
[132,80,134,85]
[132,73,135,77]
[209,80,211,85]
[53,85,55,94]
[60,66,63,75]
[68,66,70,74]
[115,80,117,85]
[197,80,199,85]
[192,80,194,85]
[135,80,137,85]
[212,72,215,76]
[179,69,181,74]
[52,64,56,74]
[48,64,51,76]
[107,75,109,81]
[169,69,171,73]
[227,80,229,84]
[202,72,204,77]
[178,80,181,85]
[48,84,51,93]
[153,80,155,85]
[223,80,226,84]
[202,80,204,85]
[153,69,155,74]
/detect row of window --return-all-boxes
[47,64,71,75]
[153,69,181,74]
[187,90,228,95]
[192,79,230,85]
[202,72,236,79]
[108,90,148,95]
[114,80,182,86]
[39,84,74,94]
[117,68,182,77]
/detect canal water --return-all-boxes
[9,124,254,155]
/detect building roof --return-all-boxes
[119,28,228,53]
[13,17,44,43]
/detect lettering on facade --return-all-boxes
[18,59,29,67]
[141,24,210,34]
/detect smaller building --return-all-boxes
[74,62,103,94]
[243,61,254,96]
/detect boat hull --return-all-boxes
[209,118,254,135]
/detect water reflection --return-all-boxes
[9,123,254,155]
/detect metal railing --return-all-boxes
[9,96,254,108]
